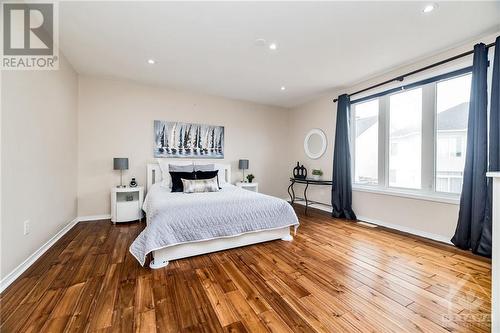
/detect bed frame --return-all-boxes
[145,161,293,269]
[146,161,232,192]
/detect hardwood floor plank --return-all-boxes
[64,276,105,333]
[135,309,157,333]
[87,263,121,331]
[219,255,271,315]
[196,267,239,327]
[225,291,269,333]
[20,289,65,333]
[49,281,86,319]
[258,310,294,333]
[134,275,154,313]
[223,321,249,333]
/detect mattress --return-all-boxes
[129,183,299,266]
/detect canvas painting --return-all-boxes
[154,120,224,158]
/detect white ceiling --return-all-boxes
[59,1,500,108]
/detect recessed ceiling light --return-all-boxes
[422,3,437,13]
[147,59,155,64]
[269,43,277,51]
[280,86,286,91]
[255,38,266,46]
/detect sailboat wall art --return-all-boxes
[154,120,224,159]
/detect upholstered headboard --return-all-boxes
[147,161,232,192]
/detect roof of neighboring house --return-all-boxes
[355,116,378,136]
[437,102,468,131]
[355,102,468,138]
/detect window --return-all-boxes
[353,100,379,185]
[351,71,472,199]
[436,74,471,194]
[389,88,422,189]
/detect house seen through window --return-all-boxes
[352,72,471,196]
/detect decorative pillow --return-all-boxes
[195,170,218,179]
[194,164,215,172]
[182,177,219,193]
[169,171,196,192]
[196,170,220,189]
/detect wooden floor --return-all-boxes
[0,207,492,333]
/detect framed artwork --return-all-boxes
[154,120,224,158]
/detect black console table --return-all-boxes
[288,178,333,215]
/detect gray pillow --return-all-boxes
[194,164,215,171]
[169,164,194,172]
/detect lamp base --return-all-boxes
[116,170,127,188]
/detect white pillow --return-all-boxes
[169,164,195,172]
[194,164,215,171]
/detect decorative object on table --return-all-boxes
[239,159,249,182]
[129,178,137,187]
[113,157,129,188]
[293,162,307,179]
[154,120,224,158]
[311,169,323,181]
[126,194,134,201]
[246,174,255,183]
[304,128,327,159]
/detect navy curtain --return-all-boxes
[332,94,356,220]
[476,36,500,256]
[451,43,491,256]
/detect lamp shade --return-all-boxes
[238,159,249,170]
[113,158,129,170]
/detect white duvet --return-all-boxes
[129,183,299,266]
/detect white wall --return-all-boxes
[288,32,499,241]
[1,55,78,280]
[77,76,291,217]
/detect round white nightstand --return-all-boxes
[111,186,144,223]
[236,182,259,193]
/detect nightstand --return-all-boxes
[111,186,144,223]
[236,182,259,193]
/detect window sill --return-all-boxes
[352,185,460,205]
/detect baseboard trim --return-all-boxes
[356,215,452,245]
[78,214,111,222]
[0,216,79,293]
[291,200,452,245]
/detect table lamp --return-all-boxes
[238,159,249,182]
[113,158,129,188]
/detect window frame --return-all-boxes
[350,68,472,205]
[352,98,380,185]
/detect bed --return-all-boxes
[129,162,299,268]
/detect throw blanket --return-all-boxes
[130,184,299,266]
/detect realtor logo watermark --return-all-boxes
[1,2,59,70]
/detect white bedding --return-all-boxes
[129,183,299,266]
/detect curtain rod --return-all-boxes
[333,41,496,103]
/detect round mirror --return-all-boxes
[304,129,327,159]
